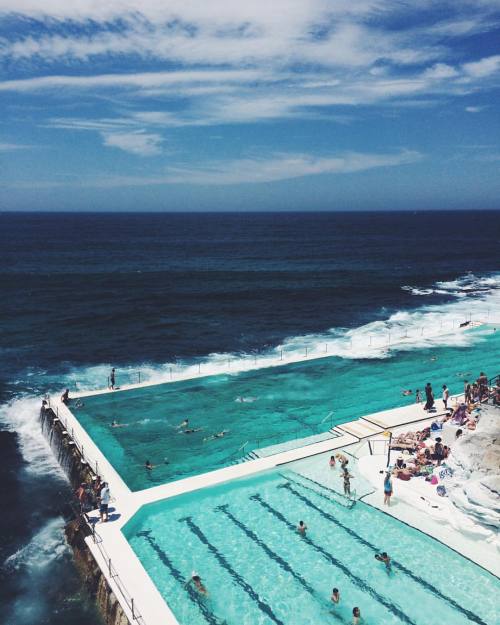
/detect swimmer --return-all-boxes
[375,552,391,572]
[235,396,257,403]
[329,455,336,469]
[111,420,128,428]
[186,572,208,596]
[297,520,307,535]
[74,400,85,408]
[331,588,340,605]
[402,389,413,396]
[352,607,361,624]
[182,427,202,434]
[430,355,438,361]
[203,430,229,442]
[145,460,155,471]
[177,418,189,429]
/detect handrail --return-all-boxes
[76,509,146,625]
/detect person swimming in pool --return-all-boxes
[186,572,208,596]
[145,460,155,471]
[297,520,307,535]
[352,606,362,624]
[182,427,203,434]
[331,588,340,605]
[177,418,189,429]
[203,430,229,442]
[402,389,413,396]
[111,420,128,428]
[375,552,391,572]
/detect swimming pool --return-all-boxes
[71,326,500,491]
[124,451,500,625]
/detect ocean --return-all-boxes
[1,210,499,625]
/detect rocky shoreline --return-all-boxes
[40,405,132,625]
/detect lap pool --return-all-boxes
[124,451,500,625]
[70,326,500,491]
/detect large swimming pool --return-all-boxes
[124,451,500,625]
[71,326,500,490]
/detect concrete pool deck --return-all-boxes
[48,380,499,625]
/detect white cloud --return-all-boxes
[2,148,420,189]
[0,142,31,151]
[102,131,163,156]
[465,105,485,113]
[463,54,500,78]
[0,69,265,92]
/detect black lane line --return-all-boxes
[136,530,220,625]
[179,516,285,625]
[216,505,344,624]
[250,494,418,625]
[281,482,488,625]
[216,504,316,594]
[282,473,353,508]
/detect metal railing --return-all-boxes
[79,514,146,625]
[94,312,491,391]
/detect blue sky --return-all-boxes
[0,1,499,211]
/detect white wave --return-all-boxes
[4,517,68,570]
[0,396,65,477]
[51,271,498,396]
[404,272,500,298]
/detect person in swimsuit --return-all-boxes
[375,552,391,572]
[342,468,353,497]
[329,455,336,469]
[61,389,69,404]
[415,389,422,403]
[145,460,155,471]
[186,573,208,596]
[352,606,361,624]
[331,588,340,605]
[383,472,393,506]
[177,418,189,429]
[297,520,307,535]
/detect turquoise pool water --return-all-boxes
[124,452,500,625]
[72,327,500,490]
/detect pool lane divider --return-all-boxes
[179,516,285,625]
[216,504,345,623]
[281,471,355,508]
[250,494,418,625]
[135,530,221,625]
[280,483,488,625]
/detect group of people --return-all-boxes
[75,477,111,522]
[329,453,354,497]
[416,370,494,413]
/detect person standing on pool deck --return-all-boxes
[329,455,336,469]
[331,588,340,605]
[442,384,450,410]
[424,382,434,410]
[383,472,393,506]
[415,389,422,404]
[99,482,110,523]
[109,368,116,390]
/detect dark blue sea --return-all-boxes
[1,211,499,625]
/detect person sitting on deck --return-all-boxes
[61,389,69,404]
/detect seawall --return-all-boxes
[39,404,132,625]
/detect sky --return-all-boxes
[0,0,500,211]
